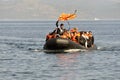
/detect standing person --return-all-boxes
[59,23,65,35]
[55,20,65,35]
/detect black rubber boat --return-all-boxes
[43,38,97,53]
[43,11,98,53]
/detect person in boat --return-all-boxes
[60,29,71,39]
[70,27,80,43]
[79,31,94,48]
[59,23,65,35]
[52,20,66,35]
[78,31,89,48]
[46,20,66,41]
[87,31,94,47]
[46,32,56,41]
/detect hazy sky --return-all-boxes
[0,0,120,20]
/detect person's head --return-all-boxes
[89,31,93,37]
[89,31,92,34]
[73,27,78,32]
[60,23,64,26]
[60,24,64,29]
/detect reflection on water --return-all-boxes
[55,53,80,80]
[56,53,79,67]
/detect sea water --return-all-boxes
[0,20,120,80]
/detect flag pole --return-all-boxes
[67,10,77,30]
[66,21,70,30]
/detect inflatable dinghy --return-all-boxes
[43,38,97,53]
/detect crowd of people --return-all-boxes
[46,20,94,48]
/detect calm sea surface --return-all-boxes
[0,20,120,80]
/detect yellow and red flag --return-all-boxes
[58,12,76,21]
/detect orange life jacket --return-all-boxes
[46,34,53,40]
[71,32,79,43]
[60,35,67,39]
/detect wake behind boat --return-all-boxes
[43,11,97,53]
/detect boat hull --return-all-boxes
[43,38,97,53]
